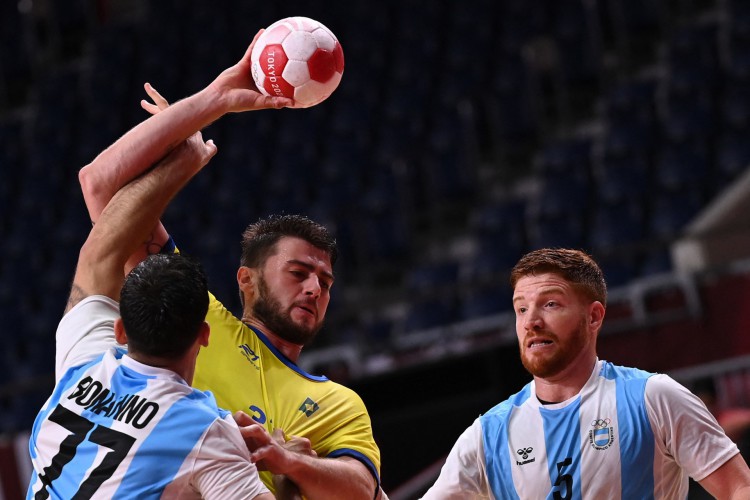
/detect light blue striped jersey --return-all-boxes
[27,296,268,499]
[423,359,738,500]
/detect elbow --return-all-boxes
[78,162,112,217]
[78,163,98,198]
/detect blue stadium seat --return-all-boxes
[593,152,651,205]
[648,189,705,240]
[594,251,639,288]
[606,0,667,68]
[527,213,587,250]
[460,283,512,320]
[654,142,711,192]
[402,297,460,333]
[717,130,750,185]
[590,201,646,253]
[405,261,460,297]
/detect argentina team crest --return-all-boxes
[589,418,614,450]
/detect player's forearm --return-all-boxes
[79,86,225,222]
[283,455,377,500]
[104,143,208,253]
[80,139,212,297]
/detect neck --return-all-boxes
[128,352,193,384]
[534,354,597,403]
[243,318,304,363]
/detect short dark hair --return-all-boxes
[510,248,607,306]
[120,253,209,358]
[240,214,338,268]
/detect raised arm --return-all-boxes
[78,30,291,270]
[69,135,217,311]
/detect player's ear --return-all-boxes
[114,318,128,345]
[198,321,210,347]
[237,266,258,303]
[589,301,606,334]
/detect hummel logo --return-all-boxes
[516,447,535,465]
[517,447,533,460]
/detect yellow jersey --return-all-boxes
[193,293,381,491]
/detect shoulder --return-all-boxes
[206,292,241,325]
[304,378,371,418]
[179,388,228,417]
[482,381,534,421]
[59,295,119,325]
[56,295,121,378]
[645,373,691,398]
[598,360,655,381]
[643,373,717,427]
[447,418,484,458]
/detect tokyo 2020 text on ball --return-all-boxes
[250,16,344,108]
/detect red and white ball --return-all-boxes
[250,16,344,108]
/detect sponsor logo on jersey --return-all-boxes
[239,343,260,370]
[516,447,535,465]
[299,397,320,417]
[589,417,615,450]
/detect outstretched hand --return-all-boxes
[207,29,294,111]
[140,32,292,115]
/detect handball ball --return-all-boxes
[250,16,344,108]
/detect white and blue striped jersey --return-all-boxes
[27,296,269,499]
[423,359,739,500]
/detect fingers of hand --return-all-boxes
[203,139,218,161]
[249,448,270,467]
[271,96,294,109]
[144,82,169,109]
[242,30,263,64]
[240,423,272,444]
[140,100,159,115]
[249,29,264,50]
[232,410,249,423]
[285,436,315,456]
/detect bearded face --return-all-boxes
[513,273,600,381]
[252,271,324,346]
[519,316,589,378]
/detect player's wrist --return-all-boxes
[190,85,231,123]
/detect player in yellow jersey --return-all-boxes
[191,216,381,495]
[78,31,385,500]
